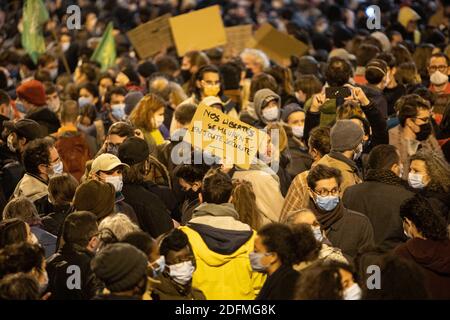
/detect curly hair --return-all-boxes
[400,194,448,240]
[410,149,450,193]
[290,223,321,264]
[231,180,262,230]
[22,138,51,176]
[258,223,298,265]
[395,94,431,127]
[129,93,165,132]
[2,197,41,226]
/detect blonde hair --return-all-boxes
[129,93,165,132]
[231,180,262,230]
[266,122,288,152]
[336,100,365,120]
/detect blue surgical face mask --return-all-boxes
[314,195,340,212]
[111,103,126,120]
[408,172,426,189]
[78,96,93,108]
[16,101,26,113]
[249,251,270,273]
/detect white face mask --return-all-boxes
[169,261,195,285]
[105,175,123,192]
[49,161,64,178]
[430,70,448,86]
[312,226,323,242]
[155,115,164,128]
[291,125,304,138]
[343,283,362,300]
[408,172,426,189]
[353,143,363,161]
[49,68,58,80]
[262,107,279,121]
[61,42,70,52]
[78,96,93,108]
[7,134,16,152]
[111,103,126,120]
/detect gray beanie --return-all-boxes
[330,120,364,152]
[91,243,148,292]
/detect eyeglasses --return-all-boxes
[312,188,340,197]
[428,65,448,73]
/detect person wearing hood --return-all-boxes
[306,164,374,261]
[427,53,450,119]
[16,79,60,136]
[394,194,450,299]
[151,229,205,300]
[343,145,414,250]
[252,88,281,129]
[281,103,313,178]
[179,168,266,299]
[397,6,421,45]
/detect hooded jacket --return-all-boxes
[394,238,450,299]
[253,89,281,129]
[12,173,48,203]
[180,203,266,300]
[397,7,421,44]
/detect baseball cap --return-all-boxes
[90,153,129,176]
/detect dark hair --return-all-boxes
[391,44,413,66]
[290,223,321,264]
[23,138,51,176]
[107,121,135,137]
[20,54,37,70]
[356,44,380,67]
[155,55,180,77]
[79,63,98,83]
[190,64,222,99]
[159,228,190,257]
[219,62,242,90]
[0,242,45,278]
[43,82,58,95]
[104,86,127,104]
[365,59,388,85]
[62,211,98,247]
[48,173,79,206]
[121,231,155,256]
[122,161,148,184]
[363,254,429,300]
[201,168,233,204]
[37,53,56,68]
[79,103,97,124]
[231,180,262,231]
[307,164,342,190]
[294,75,323,101]
[249,73,278,102]
[34,69,51,83]
[78,82,99,100]
[400,195,448,240]
[258,223,298,265]
[294,262,343,300]
[308,126,331,156]
[395,62,419,86]
[0,89,10,106]
[395,94,431,127]
[367,144,400,170]
[174,103,197,125]
[61,100,79,123]
[174,163,210,184]
[0,218,28,248]
[376,52,396,69]
[428,52,450,66]
[325,57,352,87]
[98,73,115,86]
[0,273,40,300]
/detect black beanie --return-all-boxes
[118,136,149,165]
[121,67,141,86]
[92,243,148,292]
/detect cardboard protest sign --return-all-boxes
[169,5,226,56]
[223,25,253,59]
[182,103,268,169]
[126,14,173,59]
[247,23,308,66]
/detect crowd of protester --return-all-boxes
[0,0,450,300]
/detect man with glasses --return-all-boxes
[307,164,374,261]
[388,94,444,178]
[428,53,450,119]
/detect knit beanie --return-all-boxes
[91,243,148,292]
[73,180,115,221]
[330,120,364,152]
[281,103,304,122]
[16,80,46,106]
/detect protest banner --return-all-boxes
[182,103,268,169]
[126,14,173,59]
[169,5,226,56]
[223,24,253,59]
[247,23,308,66]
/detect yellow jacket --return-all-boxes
[180,225,266,300]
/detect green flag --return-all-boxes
[21,0,49,64]
[91,22,116,71]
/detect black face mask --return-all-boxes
[180,69,192,83]
[184,189,199,202]
[106,144,119,156]
[244,68,254,79]
[415,122,432,141]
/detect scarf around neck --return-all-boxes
[308,197,345,230]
